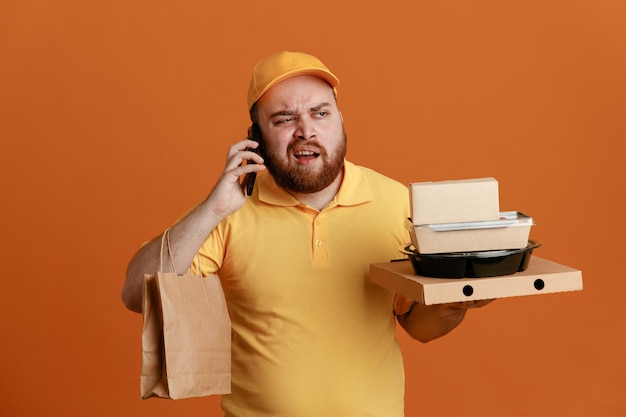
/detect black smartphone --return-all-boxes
[245,123,261,196]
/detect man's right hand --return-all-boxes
[204,138,265,219]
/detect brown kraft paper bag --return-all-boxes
[141,230,231,399]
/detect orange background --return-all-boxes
[1,1,624,416]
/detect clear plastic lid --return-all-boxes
[420,211,534,231]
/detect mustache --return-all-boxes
[287,140,326,155]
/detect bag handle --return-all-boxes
[158,228,177,274]
[158,228,204,276]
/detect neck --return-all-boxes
[290,169,344,210]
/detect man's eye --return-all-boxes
[317,111,327,117]
[275,117,294,125]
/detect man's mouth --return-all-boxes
[294,150,320,161]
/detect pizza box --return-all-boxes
[370,256,582,305]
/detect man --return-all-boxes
[122,51,490,416]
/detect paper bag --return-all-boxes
[141,230,231,399]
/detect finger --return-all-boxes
[462,299,495,309]
[222,161,266,186]
[224,149,264,173]
[471,299,495,308]
[446,299,494,310]
[226,138,260,160]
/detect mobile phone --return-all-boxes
[245,123,261,196]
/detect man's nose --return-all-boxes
[294,117,315,140]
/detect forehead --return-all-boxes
[256,75,336,114]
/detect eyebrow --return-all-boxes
[311,102,331,112]
[269,102,332,118]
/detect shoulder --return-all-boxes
[347,161,408,197]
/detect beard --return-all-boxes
[260,129,347,194]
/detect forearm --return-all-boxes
[398,299,494,343]
[121,199,223,313]
[397,302,467,343]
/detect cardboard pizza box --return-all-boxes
[370,256,582,305]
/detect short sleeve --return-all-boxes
[187,227,224,276]
[393,293,416,316]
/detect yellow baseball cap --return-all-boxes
[247,51,340,110]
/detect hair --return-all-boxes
[249,102,259,124]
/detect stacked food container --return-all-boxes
[403,178,541,278]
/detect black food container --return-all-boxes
[401,240,542,278]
